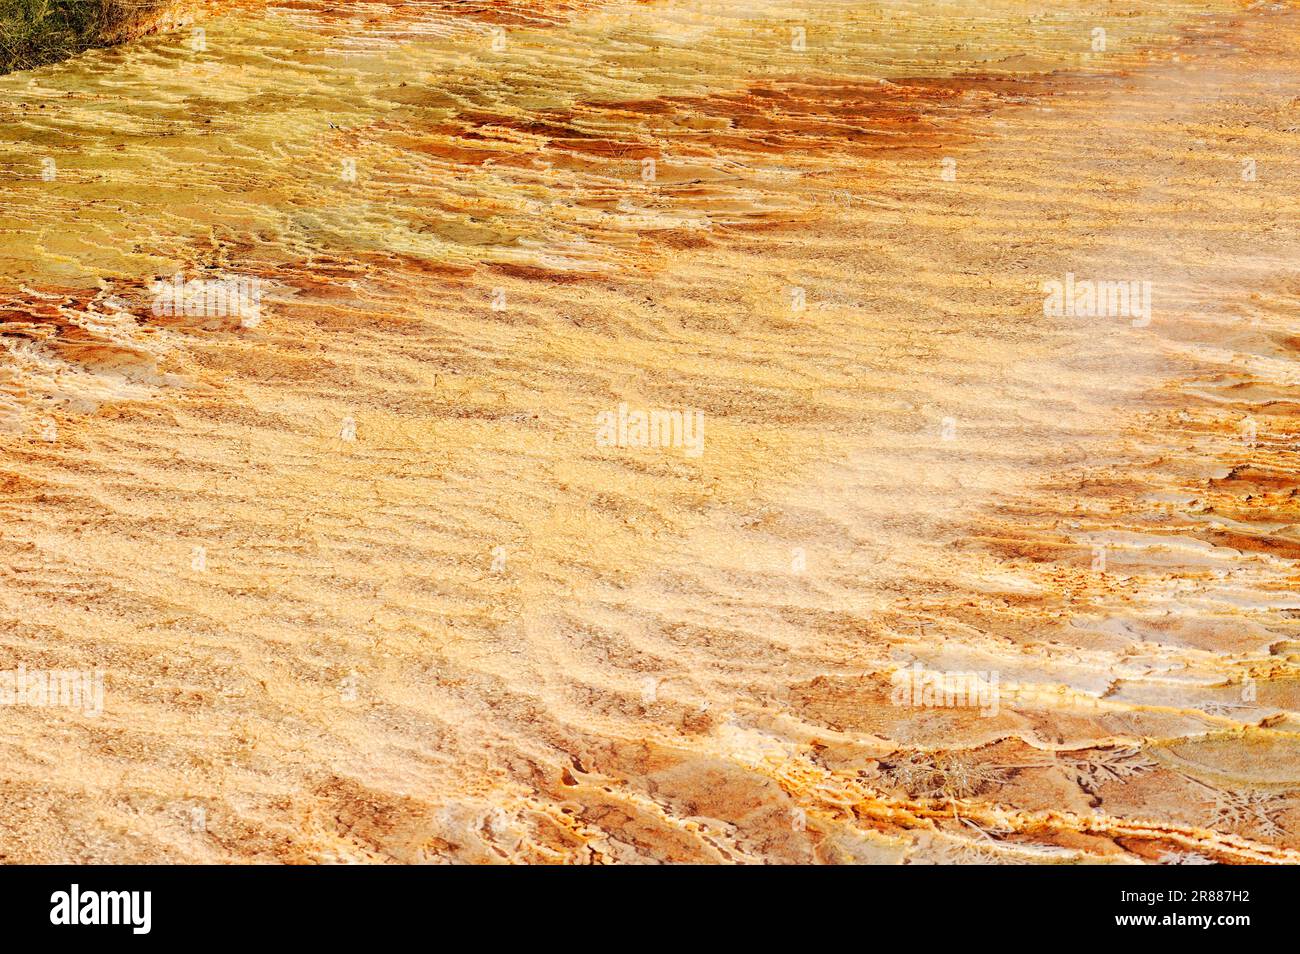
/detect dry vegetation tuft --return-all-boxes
[0,0,180,72]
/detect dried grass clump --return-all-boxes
[0,0,184,73]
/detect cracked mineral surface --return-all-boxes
[1,0,1299,864]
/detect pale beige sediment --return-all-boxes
[0,0,1298,863]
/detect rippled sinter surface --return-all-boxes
[1,0,1299,863]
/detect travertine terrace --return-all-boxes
[0,0,1299,863]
